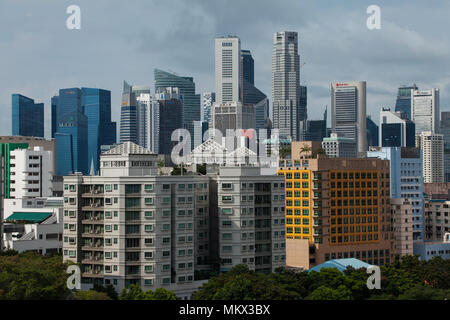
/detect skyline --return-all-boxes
[2,0,450,138]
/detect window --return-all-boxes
[144,198,154,205]
[144,252,153,259]
[222,183,232,190]
[144,211,153,218]
[144,238,153,245]
[144,279,153,286]
[145,225,153,232]
[221,208,233,215]
[144,184,153,192]
[144,265,153,273]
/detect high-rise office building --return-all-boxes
[132,86,151,149]
[211,102,255,137]
[304,108,327,142]
[278,150,394,267]
[394,84,418,120]
[272,31,305,141]
[120,81,138,144]
[215,36,241,104]
[155,69,200,146]
[441,111,450,181]
[11,94,44,138]
[379,107,415,147]
[416,131,444,183]
[51,96,59,138]
[366,116,379,147]
[55,111,88,175]
[82,88,116,174]
[240,50,269,132]
[53,87,116,175]
[331,81,367,156]
[367,147,424,242]
[156,87,184,155]
[411,88,440,135]
[202,92,215,125]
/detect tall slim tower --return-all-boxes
[331,81,367,156]
[272,31,304,141]
[411,88,440,135]
[120,81,138,144]
[215,36,241,104]
[11,94,44,138]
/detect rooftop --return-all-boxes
[308,258,372,273]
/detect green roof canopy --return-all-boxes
[5,212,52,223]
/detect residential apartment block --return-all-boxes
[62,142,285,297]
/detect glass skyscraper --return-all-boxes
[395,84,418,120]
[154,69,200,147]
[55,111,88,175]
[366,116,379,147]
[53,87,116,175]
[120,81,139,144]
[11,94,44,138]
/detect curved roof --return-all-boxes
[308,258,372,273]
[102,141,154,155]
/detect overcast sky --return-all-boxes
[1,0,449,138]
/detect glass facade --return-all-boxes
[395,85,417,120]
[11,94,44,138]
[366,117,379,147]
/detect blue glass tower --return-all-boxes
[57,88,82,124]
[51,96,59,138]
[82,88,116,174]
[11,94,44,137]
[394,85,418,120]
[55,111,88,175]
[366,116,379,147]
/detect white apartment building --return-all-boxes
[322,133,357,158]
[215,36,241,104]
[411,88,440,135]
[9,146,53,198]
[62,142,285,298]
[391,198,414,257]
[416,131,444,183]
[2,197,63,254]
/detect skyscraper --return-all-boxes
[416,131,444,183]
[56,88,82,125]
[120,81,138,144]
[55,111,88,175]
[215,36,241,105]
[272,31,304,141]
[132,85,151,148]
[154,69,200,147]
[241,49,269,132]
[411,88,440,135]
[379,107,415,147]
[202,92,215,124]
[331,81,367,156]
[440,111,450,181]
[81,88,116,174]
[156,87,184,155]
[366,116,379,147]
[395,84,418,120]
[11,94,44,138]
[51,96,59,138]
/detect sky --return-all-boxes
[1,0,450,138]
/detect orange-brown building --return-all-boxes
[278,144,394,268]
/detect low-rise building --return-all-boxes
[322,133,357,158]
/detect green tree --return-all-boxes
[74,290,111,300]
[171,164,187,176]
[308,285,353,300]
[398,284,450,300]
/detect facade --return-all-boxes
[394,84,418,120]
[132,86,152,149]
[11,94,44,138]
[82,88,117,174]
[416,131,444,183]
[202,92,215,125]
[413,239,450,261]
[272,31,304,141]
[411,88,440,135]
[211,102,256,137]
[54,88,82,126]
[9,146,53,199]
[154,69,200,145]
[215,36,241,104]
[55,111,89,175]
[62,142,285,297]
[51,96,59,138]
[120,81,138,144]
[304,108,327,142]
[366,116,379,147]
[391,198,414,257]
[322,133,357,158]
[2,197,63,254]
[440,111,450,181]
[278,153,394,267]
[156,87,184,155]
[331,81,367,156]
[424,200,450,242]
[241,49,254,85]
[367,147,424,242]
[379,107,415,147]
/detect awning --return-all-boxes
[4,212,52,223]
